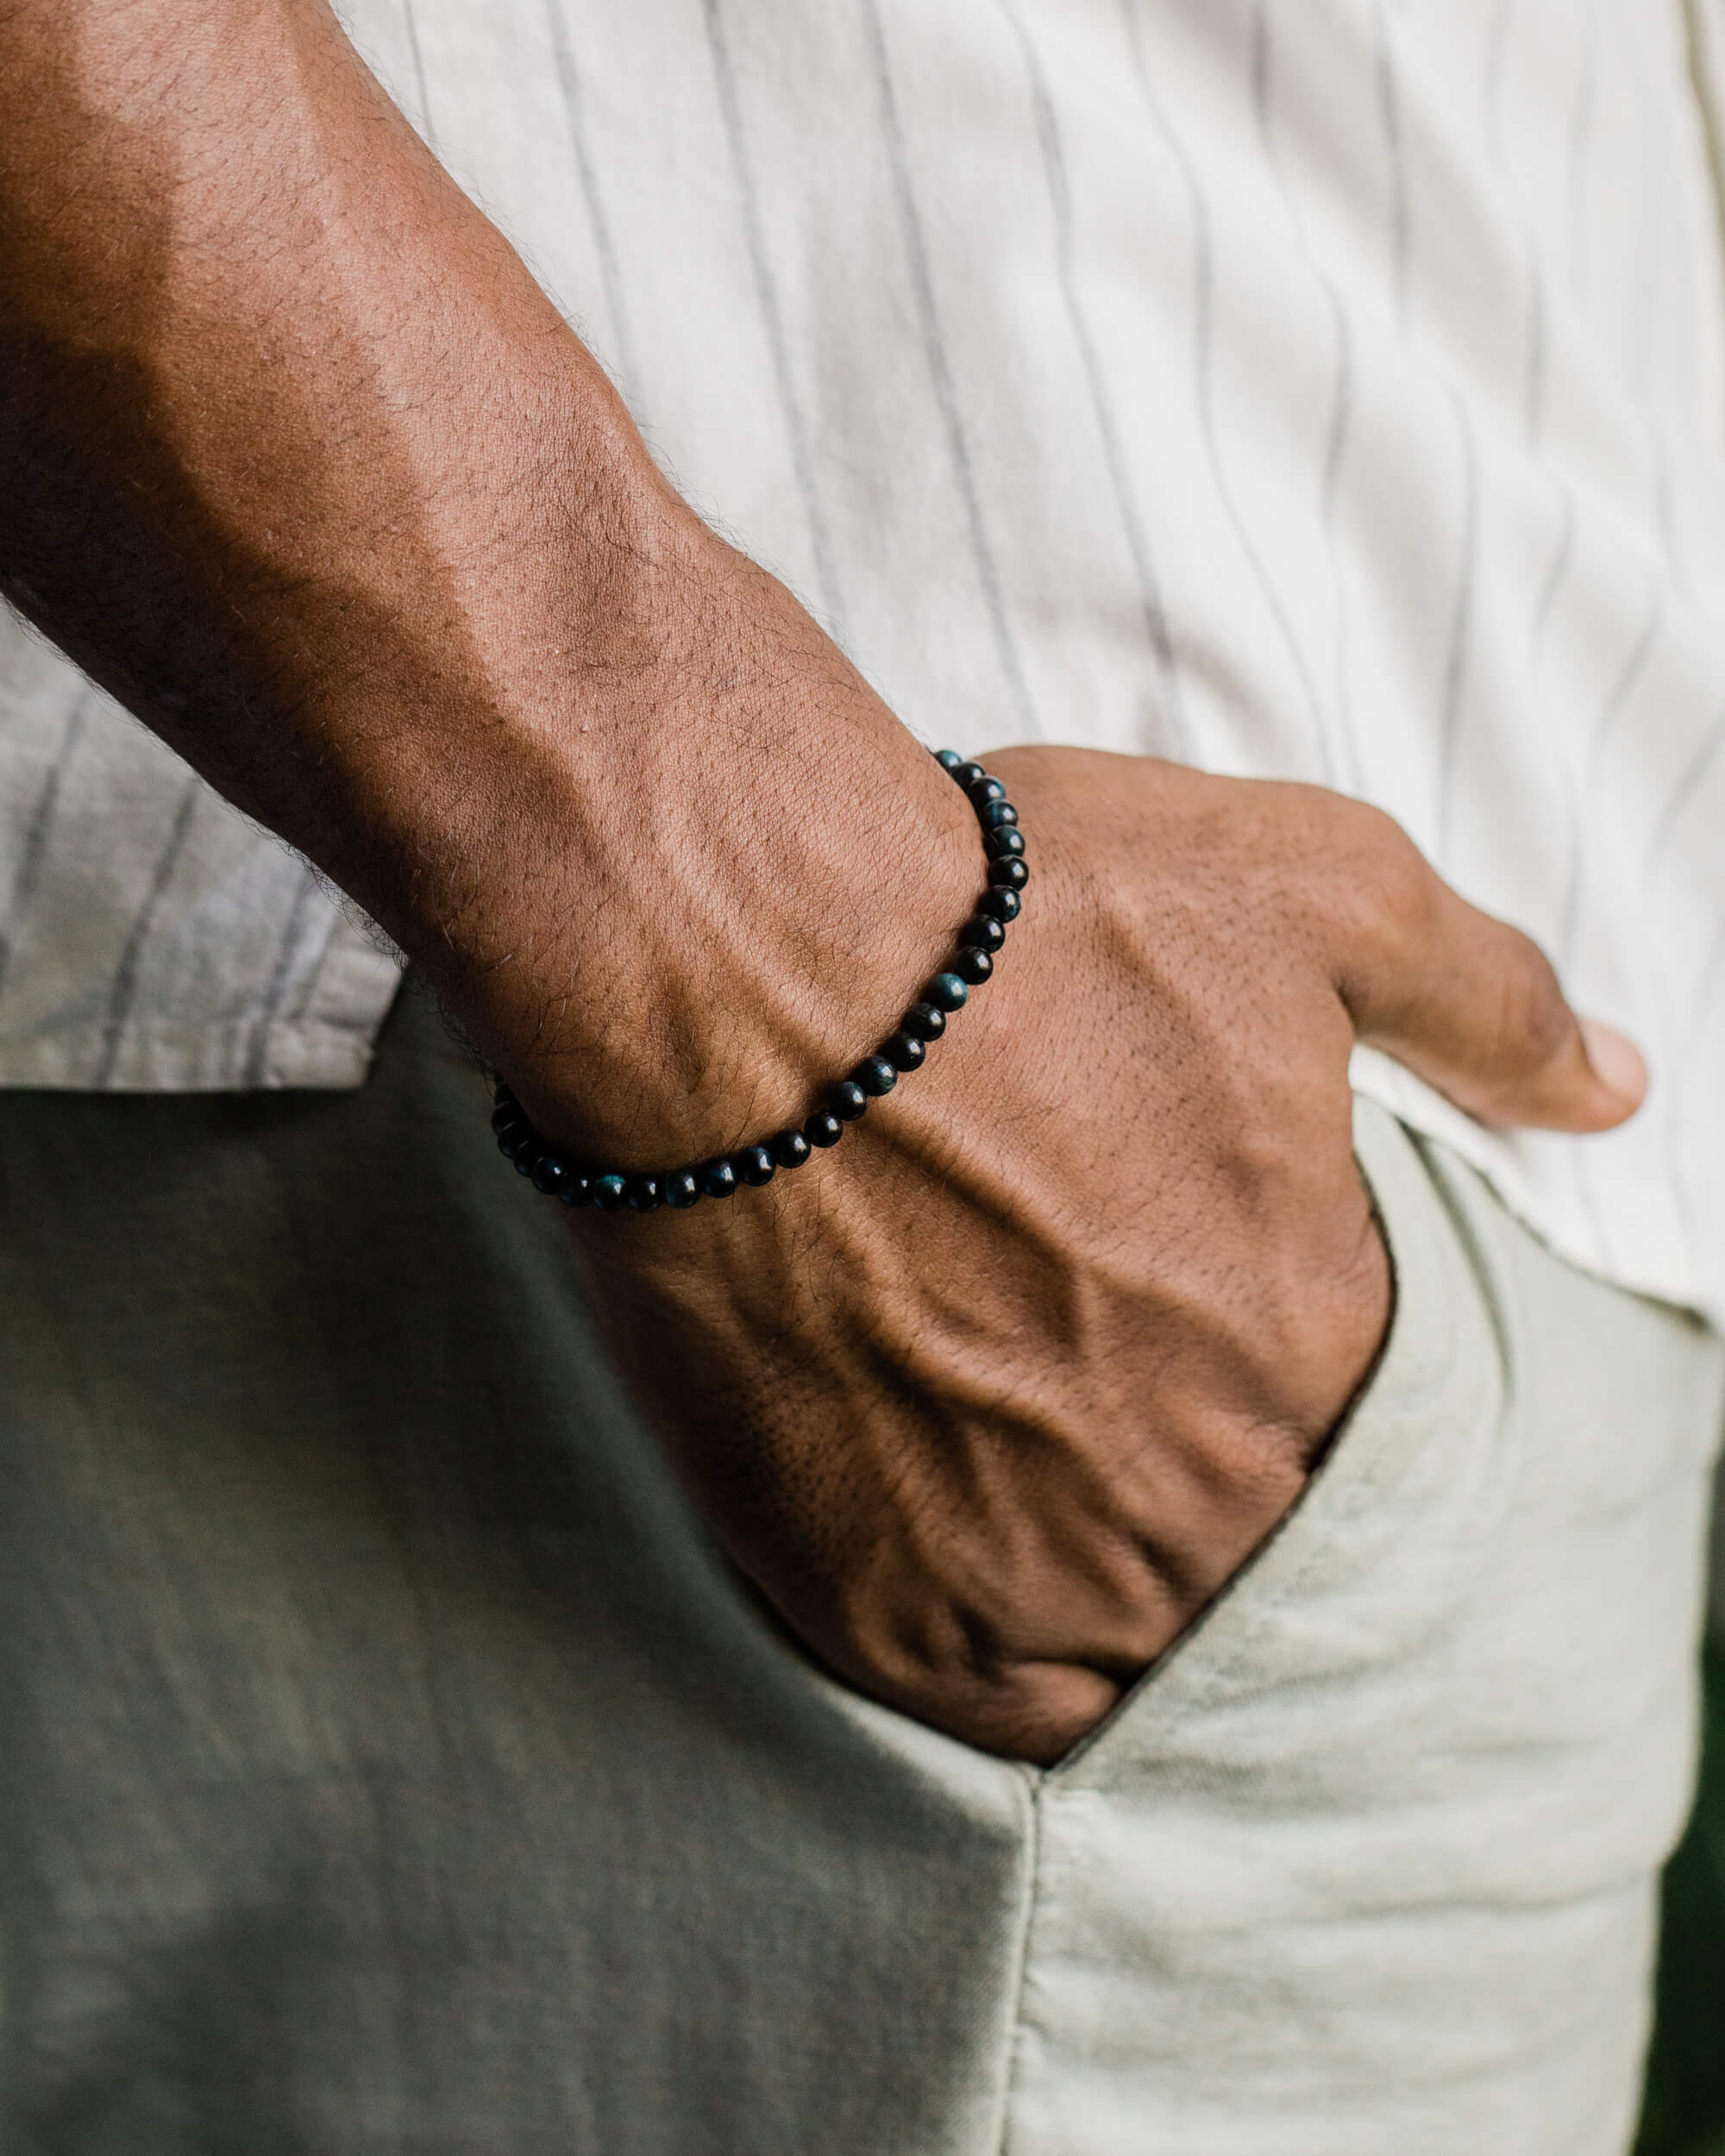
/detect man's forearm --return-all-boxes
[0,0,975,1160]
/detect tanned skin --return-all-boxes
[0,0,1645,1761]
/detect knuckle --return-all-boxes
[1295,795,1434,958]
[1485,931,1572,1074]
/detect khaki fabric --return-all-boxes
[0,983,1718,2154]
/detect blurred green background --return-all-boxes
[1640,1636,1725,2155]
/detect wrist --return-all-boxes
[388,511,982,1169]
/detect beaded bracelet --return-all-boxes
[490,748,1028,1213]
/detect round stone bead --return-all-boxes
[491,1103,522,1134]
[953,947,994,985]
[771,1128,812,1170]
[495,1131,524,1161]
[962,914,1006,954]
[901,1001,947,1042]
[977,886,1021,924]
[968,775,1007,809]
[926,972,969,1012]
[532,1156,572,1197]
[738,1144,777,1187]
[625,1175,662,1213]
[591,1174,629,1213]
[981,799,1019,830]
[699,1157,739,1200]
[884,1031,926,1074]
[804,1109,844,1149]
[830,1080,869,1121]
[988,856,1030,891]
[558,1175,593,1208]
[514,1150,542,1177]
[662,1169,701,1210]
[987,826,1026,859]
[953,761,987,791]
[935,747,965,772]
[855,1054,900,1097]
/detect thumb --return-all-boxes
[1326,816,1645,1134]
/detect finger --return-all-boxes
[1320,806,1645,1133]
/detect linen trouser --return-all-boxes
[0,981,1719,2155]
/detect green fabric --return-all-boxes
[1640,1639,1725,2156]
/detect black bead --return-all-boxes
[700,1157,739,1199]
[953,946,994,985]
[953,761,987,791]
[901,1001,947,1041]
[804,1108,844,1148]
[855,1054,899,1097]
[491,1103,522,1135]
[968,774,1007,809]
[625,1174,662,1213]
[977,886,1021,924]
[830,1080,869,1121]
[987,855,1029,891]
[532,1156,572,1196]
[935,748,965,772]
[981,799,1019,830]
[737,1144,777,1187]
[770,1128,812,1170]
[495,1131,522,1161]
[662,1169,701,1210]
[962,914,1006,954]
[559,1174,593,1207]
[884,1031,926,1074]
[926,971,969,1012]
[514,1150,542,1177]
[986,825,1026,859]
[591,1174,629,1213]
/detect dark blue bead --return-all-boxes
[700,1158,739,1199]
[901,1001,947,1041]
[935,748,965,772]
[968,775,1007,809]
[771,1128,812,1169]
[591,1174,629,1213]
[625,1175,662,1213]
[987,825,1026,859]
[953,761,987,791]
[737,1144,776,1187]
[855,1055,899,1097]
[830,1080,869,1121]
[532,1156,572,1196]
[988,856,1029,891]
[495,1131,521,1160]
[662,1169,701,1210]
[953,946,994,985]
[981,799,1019,830]
[978,886,1021,923]
[926,972,969,1012]
[559,1174,593,1207]
[963,914,1006,953]
[514,1150,542,1177]
[804,1109,844,1148]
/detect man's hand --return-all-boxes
[0,1,1643,1767]
[566,748,1641,1764]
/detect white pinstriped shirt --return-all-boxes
[5,0,1725,1323]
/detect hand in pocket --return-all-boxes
[572,749,1642,1763]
